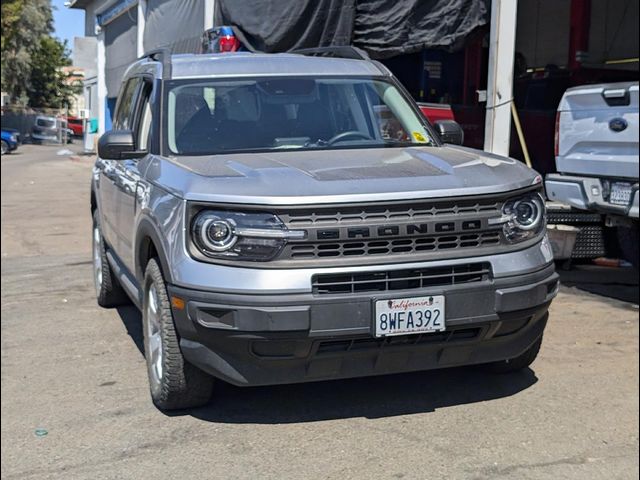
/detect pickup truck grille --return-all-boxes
[312,263,491,295]
[273,196,508,265]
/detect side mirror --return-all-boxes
[433,120,464,146]
[98,130,143,160]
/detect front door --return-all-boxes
[97,78,139,249]
[113,78,155,274]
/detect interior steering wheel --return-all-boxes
[327,130,373,145]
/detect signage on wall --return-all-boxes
[423,61,442,79]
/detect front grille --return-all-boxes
[270,195,513,265]
[312,262,491,295]
[316,327,482,354]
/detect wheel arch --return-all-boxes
[135,217,174,284]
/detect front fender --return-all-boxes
[133,183,185,285]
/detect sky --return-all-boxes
[52,0,85,55]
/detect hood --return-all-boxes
[143,146,541,205]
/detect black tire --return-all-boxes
[92,210,129,307]
[484,336,543,374]
[142,258,214,410]
[617,224,639,270]
[1,140,9,155]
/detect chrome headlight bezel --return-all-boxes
[188,206,306,262]
[500,192,546,243]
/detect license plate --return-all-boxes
[374,295,445,337]
[610,182,633,206]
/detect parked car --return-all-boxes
[545,82,639,267]
[65,116,84,137]
[92,49,558,410]
[32,115,73,144]
[1,128,20,155]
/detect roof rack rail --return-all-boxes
[292,46,370,61]
[141,47,172,79]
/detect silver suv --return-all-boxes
[92,49,558,410]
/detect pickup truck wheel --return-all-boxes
[143,258,214,410]
[92,211,129,307]
[484,336,542,374]
[1,140,8,155]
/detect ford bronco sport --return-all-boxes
[92,49,558,410]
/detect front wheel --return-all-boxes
[142,258,214,410]
[1,140,9,155]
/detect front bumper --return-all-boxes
[168,257,558,386]
[546,174,639,219]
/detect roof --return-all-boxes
[167,53,388,80]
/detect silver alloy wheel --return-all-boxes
[92,226,103,296]
[1,141,7,155]
[145,283,163,390]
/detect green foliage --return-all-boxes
[27,37,79,109]
[1,0,75,108]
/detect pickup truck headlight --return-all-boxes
[494,192,546,243]
[191,210,306,261]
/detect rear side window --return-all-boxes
[114,78,139,130]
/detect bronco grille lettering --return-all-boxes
[347,227,370,238]
[406,223,429,235]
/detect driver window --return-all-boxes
[113,79,138,130]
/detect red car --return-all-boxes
[418,102,456,123]
[65,116,84,137]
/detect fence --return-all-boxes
[1,106,75,145]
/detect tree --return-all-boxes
[26,36,78,109]
[0,0,56,105]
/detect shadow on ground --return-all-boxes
[558,263,639,305]
[185,366,537,424]
[116,305,145,355]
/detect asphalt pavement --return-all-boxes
[1,145,638,480]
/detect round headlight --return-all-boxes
[511,197,543,230]
[193,213,237,252]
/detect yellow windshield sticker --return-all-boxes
[412,131,428,143]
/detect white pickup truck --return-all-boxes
[546,82,639,267]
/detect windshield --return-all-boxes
[166,77,435,155]
[36,118,56,128]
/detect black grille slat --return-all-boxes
[316,327,483,354]
[312,263,491,295]
[287,232,501,260]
